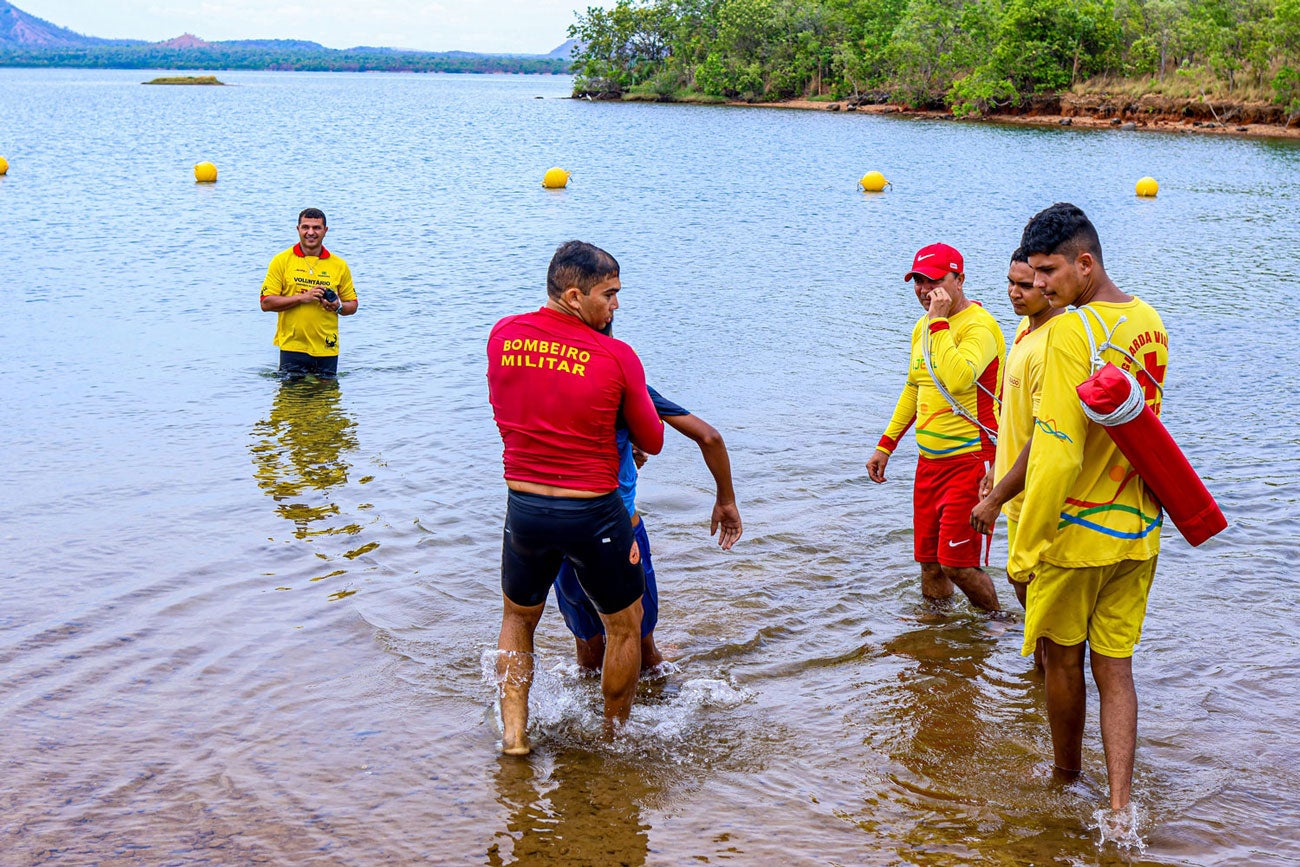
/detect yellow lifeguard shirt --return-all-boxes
[875,302,1005,461]
[1007,298,1169,582]
[994,316,1058,521]
[261,244,356,357]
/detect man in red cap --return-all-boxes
[867,243,1005,611]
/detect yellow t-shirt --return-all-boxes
[994,316,1058,521]
[1007,298,1168,582]
[876,302,1005,461]
[261,245,356,357]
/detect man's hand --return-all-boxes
[866,450,889,484]
[970,495,1000,535]
[300,286,325,306]
[978,466,994,499]
[631,445,648,470]
[927,285,954,319]
[711,500,742,550]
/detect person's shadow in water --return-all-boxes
[487,752,656,866]
[249,378,358,540]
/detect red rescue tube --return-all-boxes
[1076,363,1227,547]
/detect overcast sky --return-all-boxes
[16,1,595,54]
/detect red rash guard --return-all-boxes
[488,306,664,491]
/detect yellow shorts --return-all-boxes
[1021,557,1157,658]
[1004,519,1020,579]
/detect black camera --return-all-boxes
[322,289,339,303]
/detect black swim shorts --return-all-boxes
[501,489,644,615]
[279,350,339,378]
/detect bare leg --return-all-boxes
[597,597,643,733]
[942,565,1000,611]
[920,562,954,601]
[1091,650,1137,810]
[573,634,605,672]
[1042,639,1087,778]
[640,631,663,670]
[497,596,545,756]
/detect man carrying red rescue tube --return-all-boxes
[1010,204,1168,825]
[260,208,357,379]
[867,243,1005,612]
[487,240,664,756]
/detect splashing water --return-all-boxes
[481,648,753,757]
[1092,802,1147,855]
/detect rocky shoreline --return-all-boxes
[729,92,1300,139]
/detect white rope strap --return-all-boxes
[921,324,999,445]
[1080,365,1147,427]
[1076,305,1165,400]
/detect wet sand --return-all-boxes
[727,98,1300,139]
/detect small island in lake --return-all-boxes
[143,75,225,85]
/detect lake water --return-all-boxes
[2,68,1298,865]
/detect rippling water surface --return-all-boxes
[3,68,1298,865]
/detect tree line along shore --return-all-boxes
[0,46,570,76]
[567,0,1300,134]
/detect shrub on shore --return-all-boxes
[568,0,1300,117]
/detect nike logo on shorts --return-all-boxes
[948,539,970,547]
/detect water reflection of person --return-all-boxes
[249,378,358,539]
[487,752,652,866]
[880,623,999,787]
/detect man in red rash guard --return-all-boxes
[486,240,664,756]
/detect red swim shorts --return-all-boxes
[913,452,987,568]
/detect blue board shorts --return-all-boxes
[501,490,644,616]
[554,518,657,640]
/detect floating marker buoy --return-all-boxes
[1135,176,1158,197]
[542,167,570,189]
[194,161,218,183]
[0,156,8,175]
[859,170,889,192]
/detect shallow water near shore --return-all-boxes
[3,68,1299,865]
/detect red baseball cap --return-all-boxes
[904,243,964,281]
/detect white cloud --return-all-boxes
[15,0,594,53]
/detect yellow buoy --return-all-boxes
[859,170,889,192]
[0,156,8,175]
[542,167,570,189]
[1135,176,1158,197]
[194,161,218,183]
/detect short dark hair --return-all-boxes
[547,241,619,299]
[1010,246,1029,265]
[298,207,327,227]
[1019,202,1103,267]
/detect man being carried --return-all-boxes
[260,208,357,379]
[970,247,1066,654]
[1010,203,1169,819]
[867,243,1005,612]
[553,384,742,671]
[486,240,663,756]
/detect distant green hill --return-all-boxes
[0,1,571,74]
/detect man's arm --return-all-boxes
[260,290,324,312]
[259,254,327,312]
[616,348,664,455]
[663,413,742,549]
[970,435,1032,534]
[867,379,917,484]
[337,263,358,316]
[925,318,1000,391]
